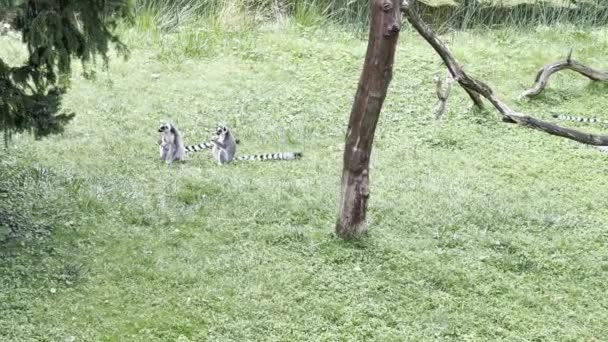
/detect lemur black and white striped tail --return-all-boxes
[185,142,214,152]
[236,152,302,161]
[185,138,241,153]
[552,114,608,124]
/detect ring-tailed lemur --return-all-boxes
[157,122,217,164]
[158,122,188,164]
[552,114,608,125]
[158,122,242,164]
[211,125,302,165]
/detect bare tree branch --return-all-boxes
[521,49,608,98]
[401,0,608,146]
[399,2,484,109]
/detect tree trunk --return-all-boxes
[335,0,401,239]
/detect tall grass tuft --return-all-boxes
[133,0,207,32]
[119,0,608,64]
[131,0,369,30]
[414,0,608,31]
[129,0,608,33]
[9,0,608,31]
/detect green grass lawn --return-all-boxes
[1,22,608,340]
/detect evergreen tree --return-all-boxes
[0,0,132,144]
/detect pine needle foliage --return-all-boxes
[0,0,132,144]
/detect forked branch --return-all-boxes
[400,0,608,146]
[521,49,608,98]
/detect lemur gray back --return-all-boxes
[212,125,237,164]
[158,122,186,163]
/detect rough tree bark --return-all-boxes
[520,49,608,98]
[401,0,608,146]
[335,0,401,239]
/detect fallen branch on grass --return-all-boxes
[520,49,608,98]
[400,0,608,147]
[433,72,453,119]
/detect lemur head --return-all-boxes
[158,122,172,133]
[215,124,229,137]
